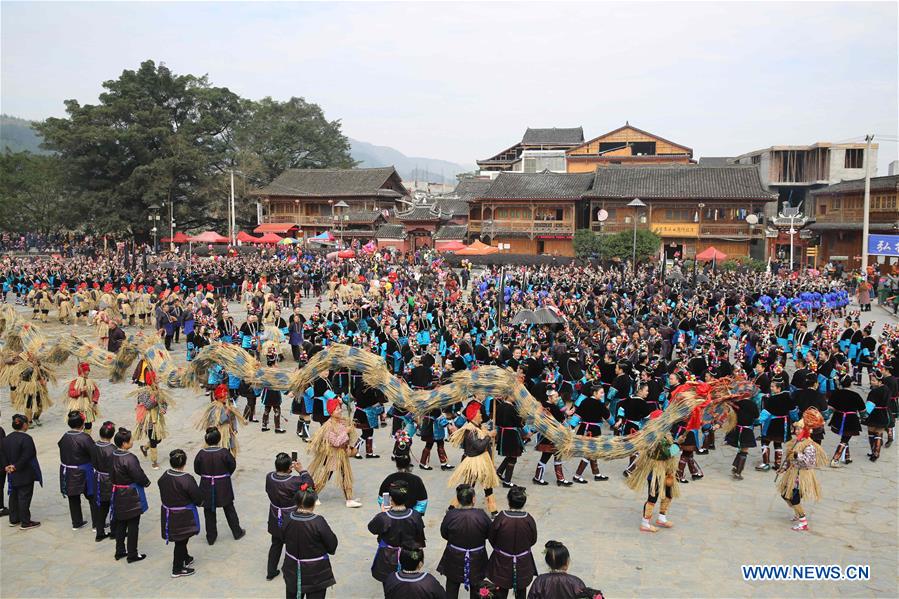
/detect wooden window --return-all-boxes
[751,155,761,165]
[829,197,841,210]
[844,149,864,169]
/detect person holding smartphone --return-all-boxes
[264,452,314,581]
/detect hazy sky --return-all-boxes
[2,1,897,171]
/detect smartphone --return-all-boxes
[291,451,298,461]
[381,492,390,511]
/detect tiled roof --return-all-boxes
[254,167,404,197]
[588,165,776,200]
[808,222,896,231]
[697,157,734,167]
[375,224,406,240]
[480,172,595,199]
[343,211,382,224]
[433,197,470,217]
[522,127,584,146]
[453,179,493,203]
[395,204,442,222]
[810,175,899,196]
[434,225,468,240]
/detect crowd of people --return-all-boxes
[1,246,898,599]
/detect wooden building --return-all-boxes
[252,167,408,239]
[566,124,693,173]
[477,127,585,175]
[468,172,594,256]
[808,175,899,270]
[586,165,776,259]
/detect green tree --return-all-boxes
[573,228,661,261]
[0,151,72,233]
[35,60,243,237]
[231,96,356,188]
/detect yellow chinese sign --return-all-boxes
[652,223,699,237]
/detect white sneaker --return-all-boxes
[345,499,362,508]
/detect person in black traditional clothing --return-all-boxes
[614,385,652,478]
[827,375,866,467]
[2,414,42,529]
[532,388,573,487]
[438,484,491,599]
[368,480,426,583]
[755,380,797,472]
[260,386,286,434]
[864,372,890,462]
[486,487,538,599]
[0,412,7,518]
[351,380,385,458]
[92,421,117,541]
[526,540,588,599]
[724,396,759,480]
[157,448,203,578]
[58,410,96,530]
[378,438,429,514]
[793,372,828,444]
[571,383,610,484]
[281,484,339,599]
[495,397,525,488]
[111,427,150,562]
[383,545,448,599]
[194,427,245,545]
[266,452,315,581]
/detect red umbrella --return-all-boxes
[236,231,259,243]
[251,232,284,244]
[188,231,229,243]
[337,249,356,259]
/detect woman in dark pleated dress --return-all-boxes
[526,540,588,599]
[157,449,203,577]
[281,485,339,599]
[437,484,491,598]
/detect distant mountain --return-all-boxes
[350,138,472,184]
[0,115,48,154]
[0,114,471,184]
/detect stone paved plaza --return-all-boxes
[0,298,896,598]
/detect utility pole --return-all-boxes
[169,200,174,252]
[861,134,874,274]
[230,169,236,245]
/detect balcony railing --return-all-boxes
[700,223,756,238]
[470,220,574,236]
[265,215,339,226]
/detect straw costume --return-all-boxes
[776,407,827,531]
[66,362,100,432]
[6,351,54,426]
[307,398,362,507]
[133,369,172,469]
[196,384,247,457]
[448,399,500,515]
[626,410,681,533]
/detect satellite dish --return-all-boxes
[746,214,759,225]
[596,209,609,222]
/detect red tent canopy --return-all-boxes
[337,249,356,259]
[236,231,259,243]
[455,240,499,256]
[251,232,284,244]
[436,240,467,252]
[696,246,727,261]
[188,231,230,243]
[254,223,298,234]
[161,232,190,243]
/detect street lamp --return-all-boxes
[147,203,161,253]
[693,202,706,283]
[627,198,647,269]
[779,204,802,272]
[334,201,349,249]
